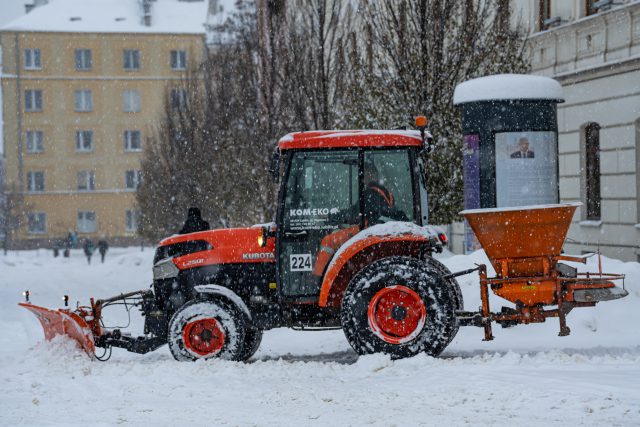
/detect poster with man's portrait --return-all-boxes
[495,131,558,207]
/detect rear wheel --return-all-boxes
[424,256,463,347]
[168,299,246,361]
[341,256,457,359]
[427,257,463,311]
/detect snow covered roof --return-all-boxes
[453,74,564,105]
[0,0,208,34]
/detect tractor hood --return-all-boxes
[156,226,276,270]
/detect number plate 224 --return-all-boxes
[290,253,312,272]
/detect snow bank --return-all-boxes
[453,74,564,105]
[1,247,639,426]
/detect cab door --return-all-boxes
[277,150,360,300]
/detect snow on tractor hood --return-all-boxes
[157,227,275,270]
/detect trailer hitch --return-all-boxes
[443,266,480,280]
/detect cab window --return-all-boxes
[363,150,415,225]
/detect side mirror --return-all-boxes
[269,149,281,182]
[415,115,434,154]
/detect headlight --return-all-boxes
[153,258,180,280]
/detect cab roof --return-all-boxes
[277,130,425,151]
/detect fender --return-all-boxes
[193,284,252,320]
[318,222,439,308]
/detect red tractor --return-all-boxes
[20,120,627,361]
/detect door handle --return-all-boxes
[284,230,308,237]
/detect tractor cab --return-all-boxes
[272,130,436,303]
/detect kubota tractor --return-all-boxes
[20,119,628,361]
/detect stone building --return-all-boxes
[0,0,208,248]
[511,0,640,261]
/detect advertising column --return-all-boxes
[453,74,564,253]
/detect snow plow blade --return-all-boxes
[19,303,95,357]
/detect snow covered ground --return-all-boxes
[1,247,639,426]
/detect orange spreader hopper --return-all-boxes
[460,203,627,340]
[462,203,577,277]
[19,303,95,357]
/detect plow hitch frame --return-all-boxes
[19,289,157,359]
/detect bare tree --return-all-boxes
[283,0,354,130]
[1,183,27,254]
[137,3,275,240]
[344,0,528,223]
[255,0,289,140]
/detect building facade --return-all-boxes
[0,0,208,248]
[513,0,640,261]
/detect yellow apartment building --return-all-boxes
[0,0,208,248]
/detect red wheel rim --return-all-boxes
[182,317,226,357]
[367,285,427,344]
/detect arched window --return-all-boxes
[584,122,601,221]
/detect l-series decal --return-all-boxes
[183,258,205,267]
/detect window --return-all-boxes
[170,89,187,111]
[363,150,415,224]
[26,131,44,153]
[123,49,140,70]
[170,50,187,70]
[75,49,92,70]
[125,210,140,232]
[125,170,142,190]
[77,171,96,191]
[122,89,141,112]
[585,0,598,16]
[538,0,551,30]
[77,211,97,233]
[24,90,43,112]
[24,48,41,70]
[75,130,94,152]
[584,122,601,221]
[28,212,47,234]
[124,130,142,151]
[74,90,93,111]
[27,171,44,192]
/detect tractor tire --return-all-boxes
[168,299,246,362]
[239,327,263,362]
[341,256,457,359]
[426,257,464,311]
[423,256,464,348]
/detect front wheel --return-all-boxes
[168,299,247,361]
[238,327,263,361]
[341,256,457,359]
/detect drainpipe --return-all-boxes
[14,33,23,193]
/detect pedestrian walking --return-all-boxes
[97,238,109,263]
[83,238,95,265]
